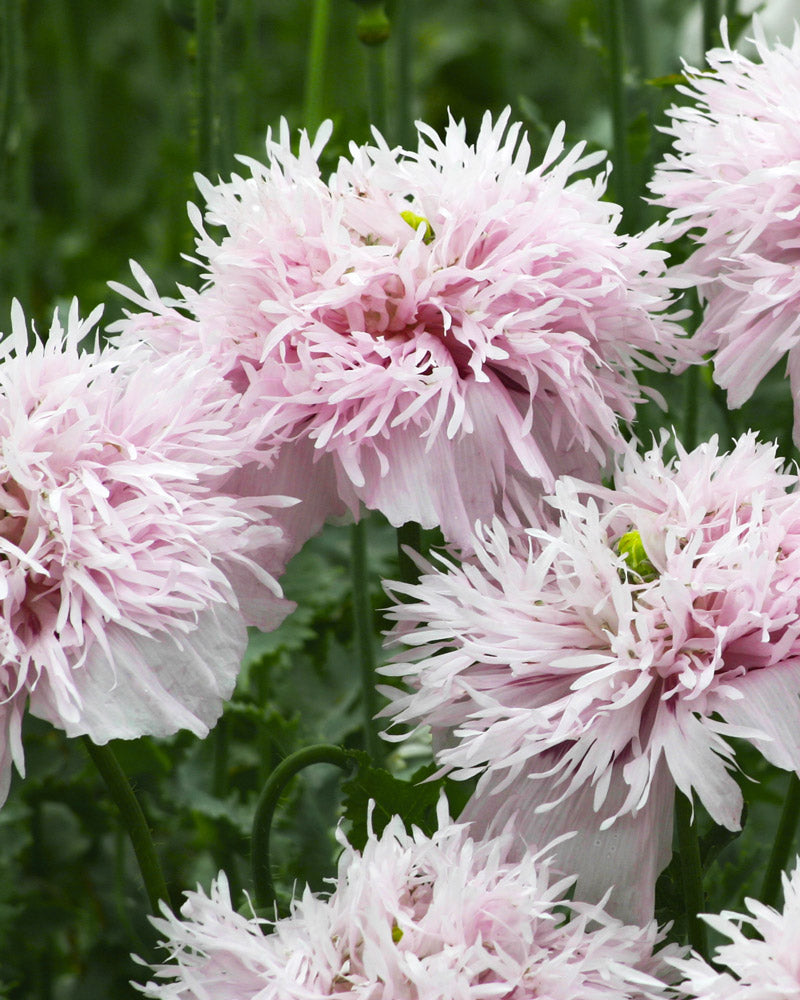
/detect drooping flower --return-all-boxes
[380,432,800,922]
[141,797,681,1000]
[112,109,691,549]
[651,18,800,438]
[672,859,800,999]
[0,300,292,806]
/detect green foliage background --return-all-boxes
[0,1,795,997]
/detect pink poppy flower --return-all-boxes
[0,301,292,805]
[672,859,800,999]
[380,432,800,922]
[651,19,800,437]
[113,109,690,548]
[141,797,681,999]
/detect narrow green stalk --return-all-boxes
[760,772,800,909]
[683,364,700,450]
[351,519,383,764]
[303,0,332,133]
[51,0,90,216]
[82,738,171,912]
[366,45,388,136]
[195,0,219,177]
[393,0,414,147]
[703,0,720,54]
[602,0,633,224]
[2,0,32,316]
[675,790,709,959]
[251,744,355,912]
[396,521,422,588]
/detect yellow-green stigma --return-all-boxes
[400,210,435,244]
[391,922,404,943]
[616,530,658,583]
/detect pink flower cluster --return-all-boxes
[651,19,800,437]
[113,109,690,548]
[142,798,682,1000]
[381,433,800,921]
[0,300,292,804]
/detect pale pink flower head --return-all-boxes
[115,110,691,548]
[0,300,293,806]
[672,858,800,1000]
[651,19,800,438]
[381,432,800,922]
[141,797,681,999]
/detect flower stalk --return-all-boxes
[250,744,356,912]
[195,0,219,177]
[82,737,171,912]
[675,789,708,959]
[303,0,332,132]
[351,519,383,764]
[760,771,800,908]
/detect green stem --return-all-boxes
[702,0,720,54]
[366,44,388,136]
[251,744,355,912]
[82,738,171,913]
[2,0,32,318]
[394,0,414,146]
[303,0,332,133]
[195,0,219,177]
[396,521,422,588]
[602,0,633,225]
[351,519,382,764]
[760,771,800,909]
[683,364,700,450]
[675,789,708,959]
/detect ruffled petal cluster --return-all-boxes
[672,859,800,999]
[141,798,681,999]
[380,432,800,920]
[651,19,800,436]
[114,110,691,548]
[0,301,292,804]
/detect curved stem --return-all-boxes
[251,744,355,912]
[303,0,331,132]
[675,789,708,959]
[760,771,800,909]
[351,519,382,764]
[82,737,171,913]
